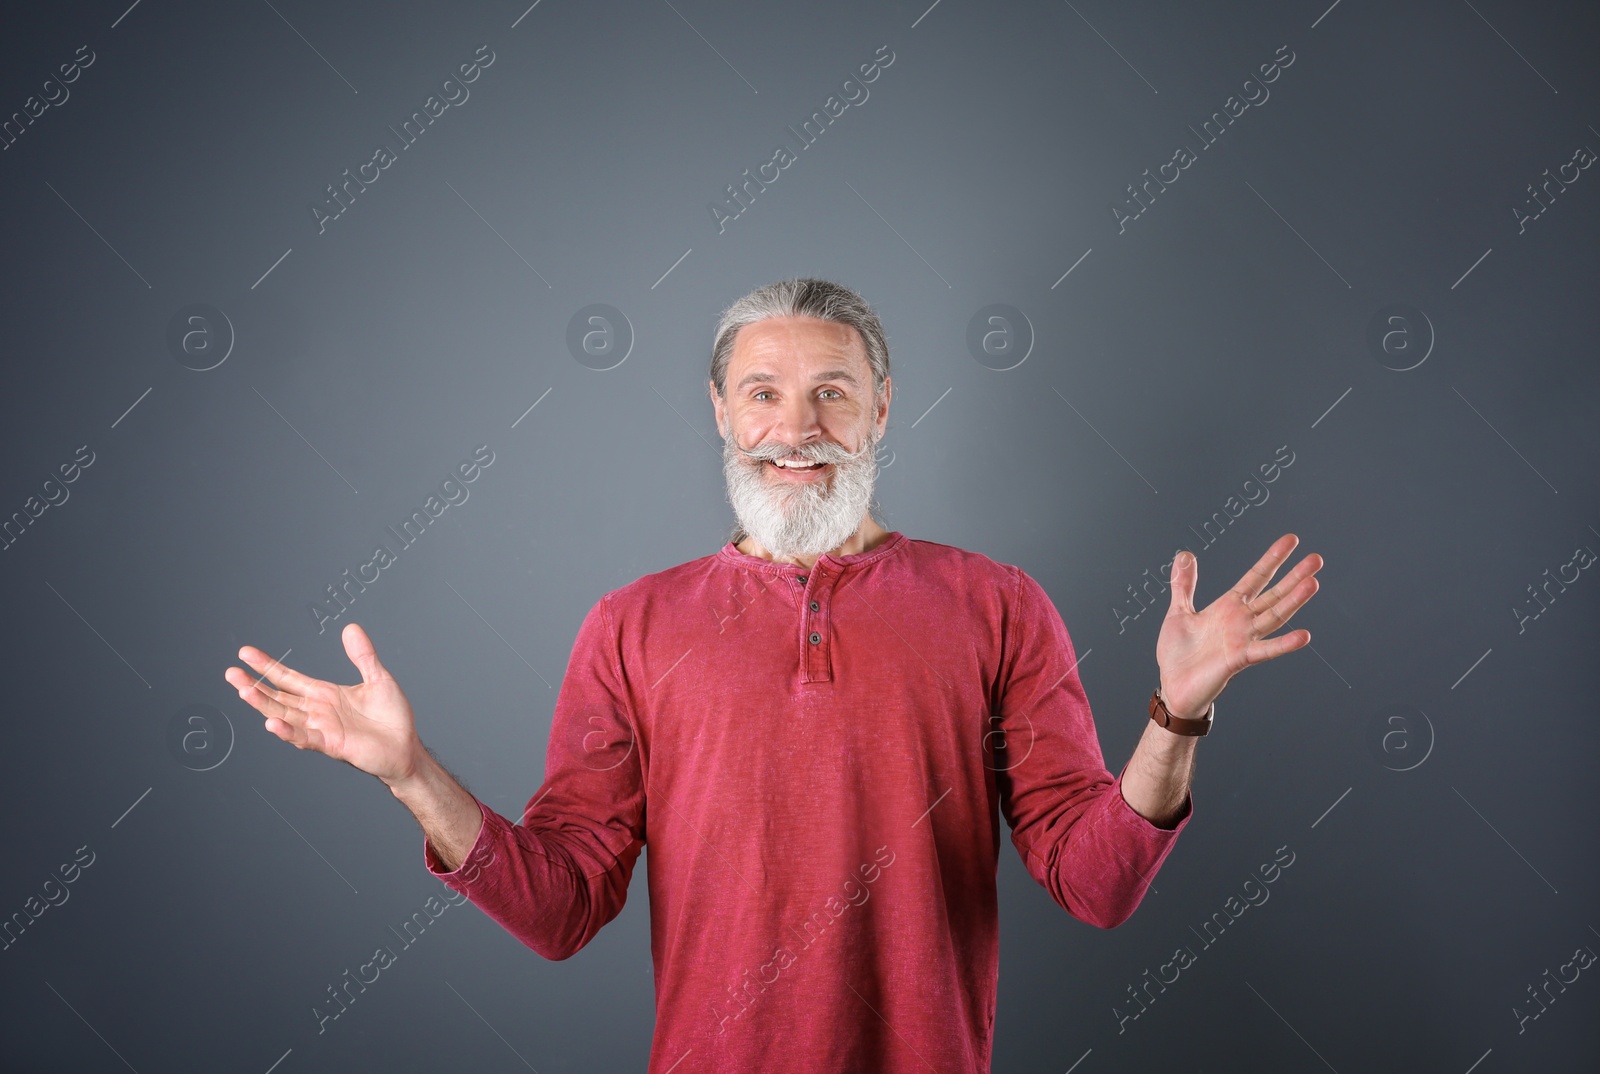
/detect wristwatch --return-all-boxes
[1149,688,1214,736]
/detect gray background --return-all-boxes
[1,0,1596,1070]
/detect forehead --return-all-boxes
[727,316,868,379]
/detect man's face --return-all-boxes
[710,315,891,558]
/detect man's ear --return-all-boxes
[708,379,726,439]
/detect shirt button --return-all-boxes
[809,631,822,644]
[809,600,820,611]
[796,574,807,584]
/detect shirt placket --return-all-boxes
[797,564,834,684]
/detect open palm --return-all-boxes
[1156,533,1323,719]
[223,622,421,783]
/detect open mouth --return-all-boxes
[767,459,829,475]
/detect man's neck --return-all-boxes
[736,516,891,570]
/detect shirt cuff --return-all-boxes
[422,795,499,886]
[1109,763,1194,835]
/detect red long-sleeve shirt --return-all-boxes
[423,531,1192,1072]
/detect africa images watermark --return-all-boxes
[309,444,496,634]
[708,568,785,635]
[312,885,472,1034]
[1,444,95,554]
[1,843,96,954]
[708,44,896,235]
[1511,140,1594,235]
[1113,443,1296,636]
[311,44,497,235]
[1513,935,1596,1036]
[1512,533,1595,634]
[1109,43,1296,234]
[1113,843,1296,1033]
[0,43,96,157]
[710,844,898,1035]
[313,835,497,1034]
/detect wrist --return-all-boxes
[382,742,436,797]
[1150,687,1214,736]
[1156,682,1209,721]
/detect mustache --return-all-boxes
[730,434,878,465]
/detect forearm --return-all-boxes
[1023,727,1195,928]
[1118,716,1198,829]
[383,746,484,872]
[394,759,644,960]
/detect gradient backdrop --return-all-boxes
[1,0,1596,1071]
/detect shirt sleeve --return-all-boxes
[420,593,646,959]
[994,567,1193,929]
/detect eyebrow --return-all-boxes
[735,367,862,392]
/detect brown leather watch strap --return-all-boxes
[1150,688,1214,736]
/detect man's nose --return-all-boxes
[771,394,823,444]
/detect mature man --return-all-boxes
[224,278,1322,1072]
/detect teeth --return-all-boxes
[773,458,822,468]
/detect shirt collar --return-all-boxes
[717,530,908,574]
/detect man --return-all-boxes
[224,277,1322,1072]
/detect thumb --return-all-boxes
[342,622,390,684]
[1167,550,1198,615]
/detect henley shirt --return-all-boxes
[423,530,1193,1072]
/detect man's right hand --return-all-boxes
[224,622,423,786]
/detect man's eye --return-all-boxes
[752,389,842,401]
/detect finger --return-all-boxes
[263,712,314,749]
[226,667,303,724]
[1231,533,1299,603]
[1251,576,1319,635]
[236,645,322,698]
[341,622,391,685]
[224,668,328,752]
[1245,628,1310,664]
[252,690,321,751]
[1167,549,1198,616]
[279,713,327,752]
[1247,552,1324,615]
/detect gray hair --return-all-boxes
[709,277,890,399]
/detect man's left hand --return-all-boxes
[1155,533,1323,720]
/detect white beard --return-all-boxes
[723,422,881,559]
